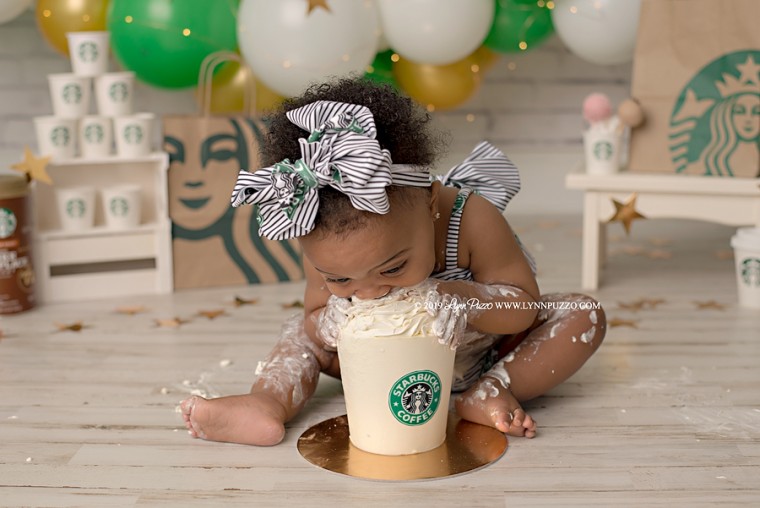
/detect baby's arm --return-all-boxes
[302,258,342,377]
[437,192,540,335]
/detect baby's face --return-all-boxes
[301,197,437,300]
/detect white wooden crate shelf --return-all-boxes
[32,152,173,302]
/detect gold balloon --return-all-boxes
[197,61,286,115]
[471,45,500,74]
[393,53,481,111]
[35,0,109,56]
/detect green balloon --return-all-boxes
[485,0,554,53]
[107,0,239,89]
[364,50,397,89]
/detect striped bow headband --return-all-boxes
[437,141,521,212]
[230,101,431,240]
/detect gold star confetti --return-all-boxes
[714,249,734,260]
[622,245,645,256]
[282,300,305,309]
[55,321,87,332]
[607,193,646,235]
[648,237,672,247]
[694,300,725,310]
[641,298,666,309]
[10,146,52,185]
[154,317,189,328]
[646,249,673,260]
[536,220,561,230]
[197,309,227,320]
[617,300,646,312]
[608,318,639,328]
[233,296,260,307]
[306,0,331,15]
[115,305,147,315]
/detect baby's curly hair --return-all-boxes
[260,77,446,238]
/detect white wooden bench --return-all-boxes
[565,171,760,290]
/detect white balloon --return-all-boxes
[377,0,494,65]
[238,0,379,97]
[552,0,641,66]
[0,0,32,25]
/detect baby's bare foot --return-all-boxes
[180,393,287,446]
[454,377,537,438]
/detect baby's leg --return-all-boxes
[456,293,606,437]
[180,314,334,446]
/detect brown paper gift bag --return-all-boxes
[628,0,759,177]
[163,53,303,289]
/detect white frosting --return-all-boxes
[341,286,435,338]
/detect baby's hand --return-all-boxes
[420,280,471,349]
[315,295,353,349]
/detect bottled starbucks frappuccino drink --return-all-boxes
[337,286,456,456]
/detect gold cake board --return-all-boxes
[297,412,508,481]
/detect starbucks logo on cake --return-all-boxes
[668,51,759,176]
[389,370,442,426]
[0,208,17,238]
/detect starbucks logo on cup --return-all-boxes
[109,82,129,102]
[593,141,613,161]
[62,84,82,104]
[389,370,442,426]
[741,258,760,287]
[110,197,129,217]
[78,41,98,62]
[0,208,17,238]
[84,124,104,143]
[51,127,70,147]
[66,198,86,218]
[123,124,143,144]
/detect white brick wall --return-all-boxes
[0,10,631,214]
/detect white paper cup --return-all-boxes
[102,185,141,229]
[338,334,456,456]
[730,227,760,309]
[114,113,154,157]
[48,73,91,118]
[94,72,134,117]
[584,128,622,175]
[34,116,77,160]
[79,116,113,159]
[66,31,110,76]
[56,186,95,231]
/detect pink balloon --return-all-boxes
[582,93,613,123]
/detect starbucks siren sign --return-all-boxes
[669,51,760,176]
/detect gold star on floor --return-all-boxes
[233,296,260,307]
[306,0,331,15]
[641,298,666,309]
[197,309,227,320]
[282,300,304,309]
[617,300,647,312]
[115,305,148,315]
[608,317,639,328]
[55,321,87,332]
[154,317,189,328]
[607,193,646,235]
[646,249,673,260]
[693,300,725,310]
[10,146,52,185]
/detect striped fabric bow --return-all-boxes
[230,101,430,240]
[438,141,521,212]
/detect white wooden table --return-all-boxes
[565,171,760,290]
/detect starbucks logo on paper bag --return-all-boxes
[669,51,759,176]
[389,370,442,426]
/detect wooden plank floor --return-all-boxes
[2,215,759,507]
